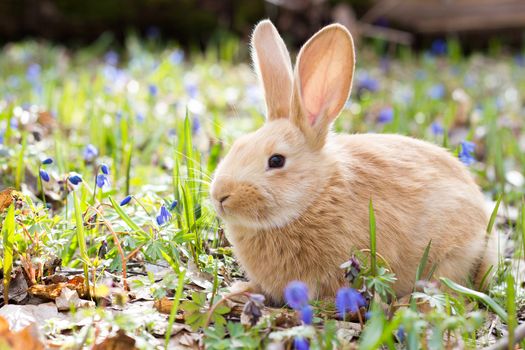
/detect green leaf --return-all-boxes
[108,196,147,237]
[415,240,432,282]
[369,198,377,277]
[486,194,502,236]
[440,277,508,321]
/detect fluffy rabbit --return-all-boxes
[210,20,497,304]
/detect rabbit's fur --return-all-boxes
[210,20,497,304]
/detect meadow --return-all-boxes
[0,34,524,349]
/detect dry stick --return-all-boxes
[87,206,129,291]
[482,322,525,350]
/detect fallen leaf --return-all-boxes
[0,316,44,350]
[0,303,61,331]
[55,287,95,311]
[28,276,88,300]
[92,329,138,350]
[0,188,14,212]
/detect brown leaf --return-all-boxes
[0,188,14,212]
[0,316,44,350]
[154,297,174,315]
[92,329,138,350]
[28,276,88,300]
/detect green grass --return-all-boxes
[0,35,523,349]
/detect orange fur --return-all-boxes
[210,20,497,304]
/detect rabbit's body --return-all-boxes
[223,126,493,303]
[211,20,497,304]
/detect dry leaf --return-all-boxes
[0,188,14,212]
[92,329,138,350]
[55,287,95,311]
[28,276,88,300]
[0,316,44,350]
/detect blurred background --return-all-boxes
[3,0,525,52]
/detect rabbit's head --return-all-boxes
[211,20,355,230]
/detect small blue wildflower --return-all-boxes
[192,117,200,134]
[378,107,394,124]
[459,141,476,166]
[10,118,18,129]
[68,174,83,185]
[357,75,379,93]
[427,84,445,100]
[26,63,41,83]
[120,195,133,206]
[185,82,199,99]
[84,144,98,162]
[284,281,309,310]
[431,39,447,56]
[169,200,178,210]
[96,174,108,188]
[515,54,525,67]
[156,205,172,226]
[39,169,50,182]
[396,325,406,342]
[101,164,110,175]
[136,112,145,123]
[42,158,53,165]
[148,84,158,97]
[170,49,184,65]
[431,122,444,135]
[300,305,313,325]
[104,51,119,66]
[294,337,309,350]
[336,287,365,317]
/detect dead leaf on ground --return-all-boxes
[55,287,95,311]
[0,316,45,350]
[0,303,62,331]
[92,329,138,350]
[153,297,184,322]
[28,276,88,300]
[0,187,14,212]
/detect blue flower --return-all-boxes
[378,107,394,124]
[427,84,445,100]
[148,84,158,97]
[169,200,178,210]
[431,39,447,56]
[300,305,313,325]
[39,169,50,182]
[84,144,98,162]
[459,141,476,166]
[156,205,172,226]
[136,112,145,123]
[357,75,379,93]
[26,64,41,83]
[431,122,444,135]
[336,287,365,317]
[185,82,198,99]
[120,195,132,206]
[96,174,108,188]
[42,158,53,165]
[101,164,110,175]
[294,337,309,350]
[104,51,119,66]
[284,281,309,310]
[170,49,184,65]
[396,325,406,342]
[68,174,83,185]
[192,117,200,134]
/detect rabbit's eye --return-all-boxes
[268,154,285,169]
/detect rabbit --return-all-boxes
[210,19,498,305]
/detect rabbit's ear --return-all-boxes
[291,24,355,149]
[251,20,293,121]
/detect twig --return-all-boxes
[482,322,525,350]
[204,291,249,327]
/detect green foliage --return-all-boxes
[1,204,15,304]
[205,322,261,350]
[181,292,230,331]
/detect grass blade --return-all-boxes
[73,191,90,295]
[2,204,15,305]
[165,268,186,349]
[415,240,432,282]
[440,277,508,321]
[109,196,147,238]
[487,194,502,236]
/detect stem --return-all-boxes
[87,206,129,291]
